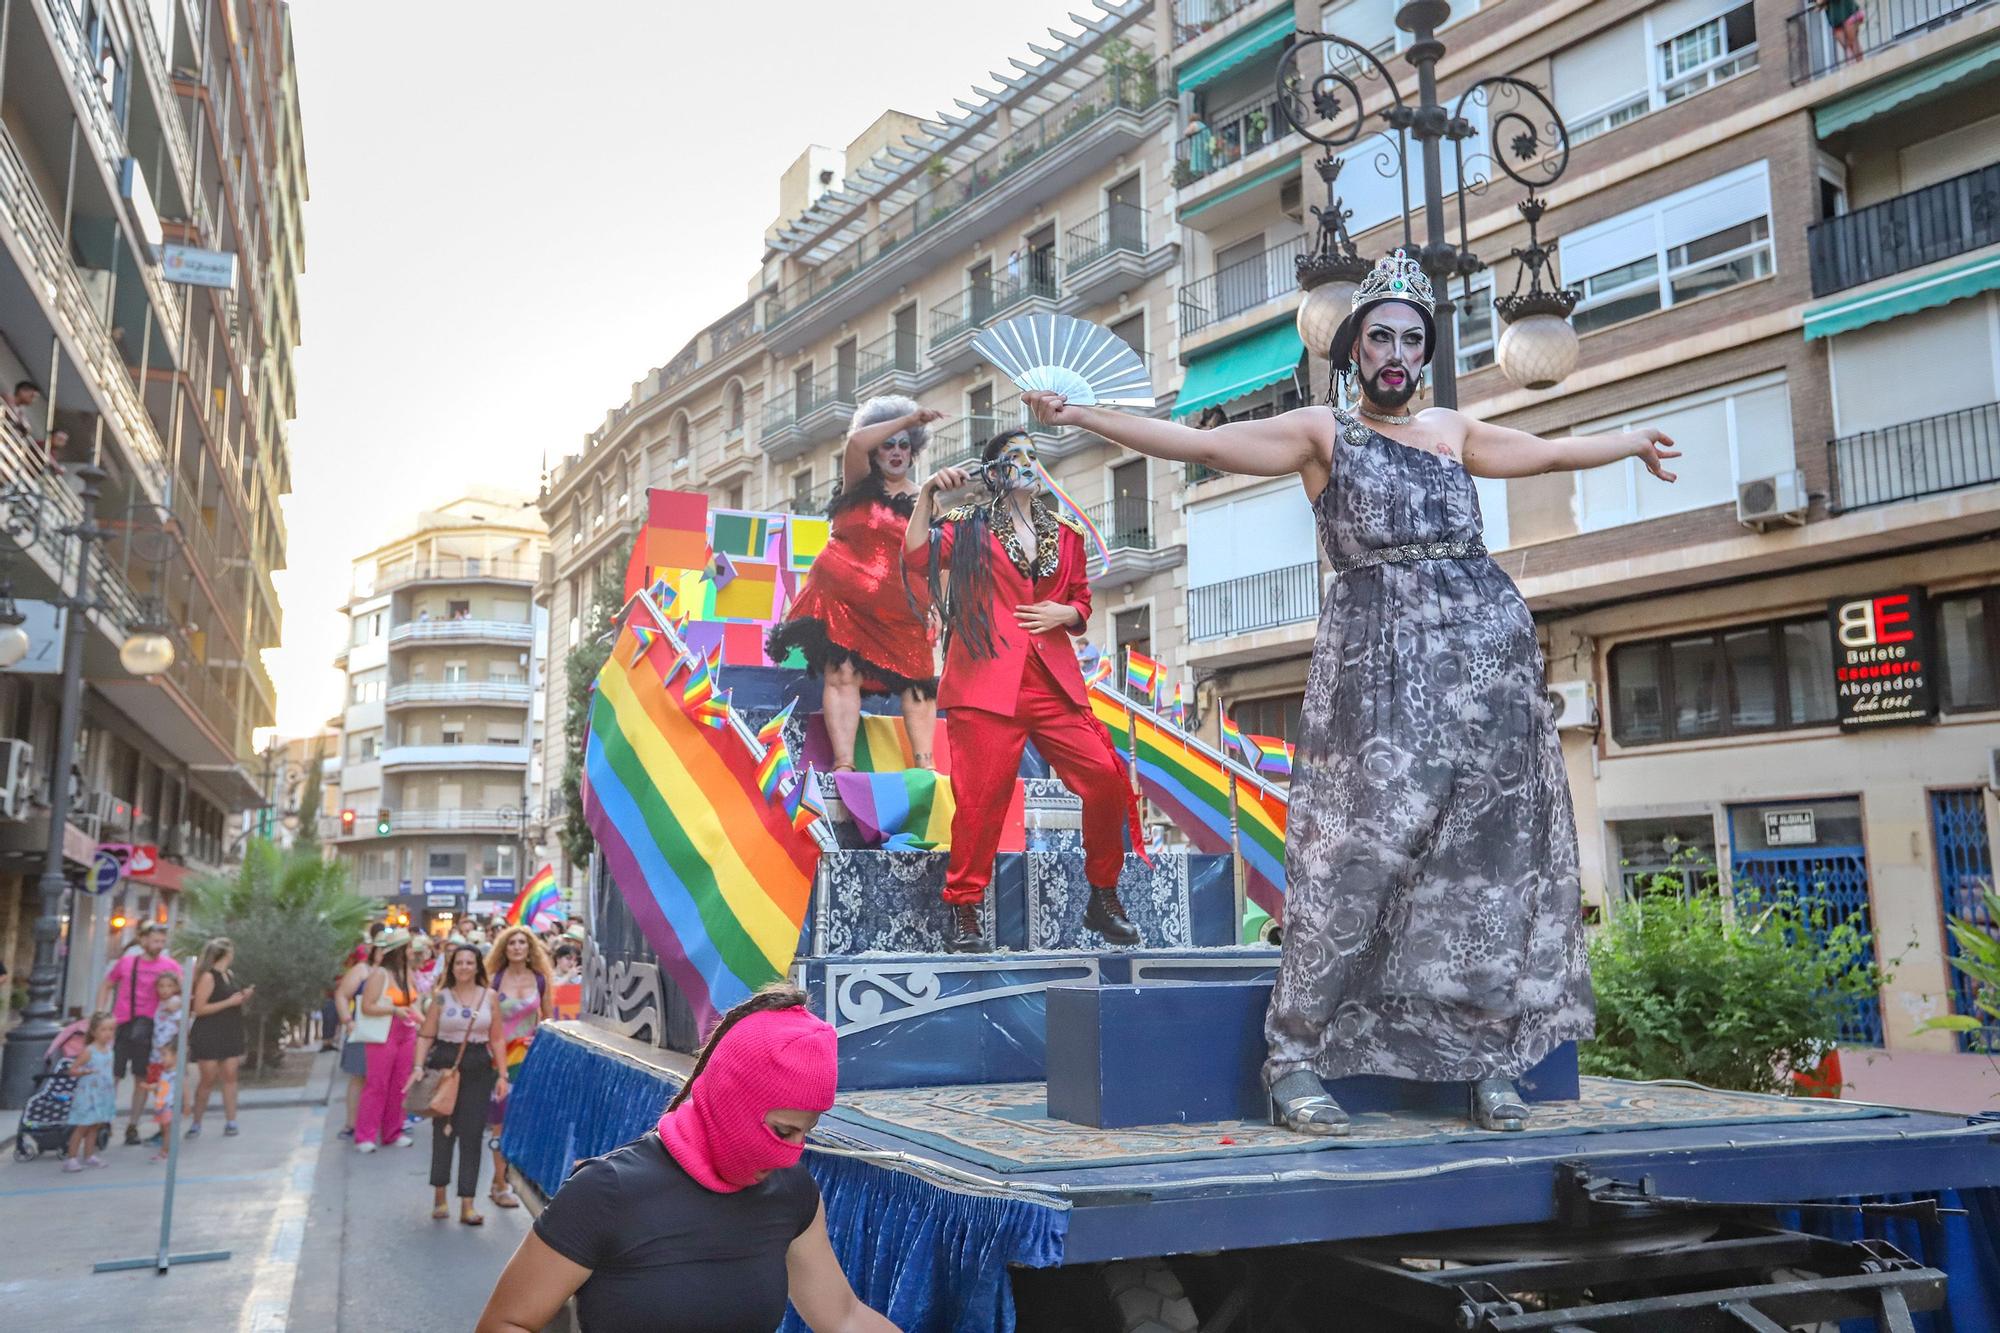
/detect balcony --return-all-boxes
[1785,0,1991,83]
[1828,399,2000,511]
[761,368,856,463]
[378,743,532,772]
[385,681,534,709]
[784,477,843,516]
[385,618,534,648]
[1808,164,2000,298]
[1180,233,1310,341]
[763,59,1169,355]
[1082,497,1184,590]
[930,271,1060,374]
[856,329,923,396]
[1174,0,1269,45]
[1189,561,1322,641]
[1062,203,1174,309]
[1173,93,1292,189]
[365,557,539,597]
[324,808,526,840]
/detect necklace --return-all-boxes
[1358,406,1415,426]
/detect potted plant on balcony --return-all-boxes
[1246,109,1268,150]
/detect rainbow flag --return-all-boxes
[786,769,829,832]
[581,612,821,1028]
[1125,648,1162,703]
[1167,682,1188,731]
[831,770,957,851]
[1219,712,1248,762]
[505,865,561,927]
[678,648,731,729]
[754,702,797,801]
[1246,733,1294,778]
[1091,686,1288,915]
[1029,460,1111,565]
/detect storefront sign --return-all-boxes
[90,849,121,893]
[423,876,467,894]
[126,844,159,877]
[480,877,516,899]
[1830,588,1934,730]
[425,891,463,910]
[1762,809,1817,846]
[161,243,239,290]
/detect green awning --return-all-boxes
[1815,34,2000,136]
[1804,250,2000,340]
[1176,8,1295,93]
[1172,320,1304,419]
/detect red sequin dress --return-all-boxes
[768,480,937,696]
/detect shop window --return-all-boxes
[1609,815,1719,897]
[1938,587,2000,713]
[1609,615,1837,746]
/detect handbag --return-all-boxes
[350,965,390,1044]
[404,990,486,1124]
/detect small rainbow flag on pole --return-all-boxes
[1167,682,1188,731]
[1246,733,1295,778]
[1219,712,1249,763]
[1125,648,1162,704]
[679,647,731,730]
[505,865,562,927]
[753,702,798,801]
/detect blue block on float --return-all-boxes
[1046,982,1270,1128]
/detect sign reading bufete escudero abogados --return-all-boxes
[1830,587,1934,730]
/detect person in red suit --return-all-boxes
[903,429,1142,953]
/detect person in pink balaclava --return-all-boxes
[476,985,899,1333]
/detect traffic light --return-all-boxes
[375,808,392,836]
[339,808,356,836]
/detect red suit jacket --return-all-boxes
[908,502,1093,715]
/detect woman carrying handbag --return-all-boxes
[406,943,509,1224]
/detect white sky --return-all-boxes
[270,0,1085,735]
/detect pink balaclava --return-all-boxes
[657,1005,837,1192]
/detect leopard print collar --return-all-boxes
[990,498,1060,578]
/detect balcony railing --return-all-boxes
[386,619,534,647]
[1180,233,1310,335]
[1828,399,2000,511]
[1785,0,1990,82]
[379,743,532,769]
[785,477,843,515]
[931,271,1060,344]
[1808,163,2000,298]
[1175,94,1290,187]
[857,329,921,387]
[1173,0,1268,44]
[1065,202,1147,271]
[1189,561,1322,640]
[364,557,539,596]
[385,681,533,708]
[1083,496,1156,550]
[766,58,1166,328]
[326,808,526,838]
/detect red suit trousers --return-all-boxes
[943,654,1130,905]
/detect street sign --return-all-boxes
[91,849,122,894]
[127,844,159,877]
[161,243,238,290]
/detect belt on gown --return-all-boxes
[1329,537,1487,576]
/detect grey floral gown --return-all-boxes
[1263,410,1595,1087]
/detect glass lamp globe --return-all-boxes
[1496,313,1580,391]
[0,620,27,668]
[119,630,176,677]
[1296,280,1358,361]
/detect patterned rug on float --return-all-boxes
[830,1077,1906,1172]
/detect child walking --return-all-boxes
[147,973,185,1160]
[64,1012,118,1172]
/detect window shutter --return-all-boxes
[1660,161,1771,250]
[1552,17,1648,123]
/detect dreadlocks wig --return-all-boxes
[920,428,1033,661]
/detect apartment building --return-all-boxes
[0,1,306,1035]
[328,492,546,934]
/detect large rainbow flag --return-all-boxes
[505,865,562,927]
[1089,684,1289,916]
[581,598,821,1027]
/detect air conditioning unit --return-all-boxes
[1736,469,1808,530]
[1547,681,1598,730]
[0,739,32,820]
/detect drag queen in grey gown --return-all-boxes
[1024,251,1682,1135]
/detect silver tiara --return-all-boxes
[1356,249,1435,316]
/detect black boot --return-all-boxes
[946,902,989,954]
[1082,886,1140,946]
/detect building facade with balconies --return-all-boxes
[0,0,307,1036]
[1164,0,2000,1053]
[329,491,546,931]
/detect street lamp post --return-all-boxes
[0,464,177,1107]
[1278,1,1582,408]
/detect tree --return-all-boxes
[173,839,371,1068]
[293,742,324,852]
[559,571,626,869]
[1582,873,1889,1095]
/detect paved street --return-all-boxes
[0,1051,535,1331]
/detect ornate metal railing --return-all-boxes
[1827,399,2000,511]
[1188,561,1321,640]
[1808,163,2000,297]
[1174,93,1290,186]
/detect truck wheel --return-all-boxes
[1102,1258,1199,1333]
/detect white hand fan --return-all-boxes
[971,314,1155,408]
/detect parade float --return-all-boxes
[502,489,2000,1332]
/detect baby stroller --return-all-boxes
[13,1018,105,1161]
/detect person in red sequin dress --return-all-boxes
[768,396,945,771]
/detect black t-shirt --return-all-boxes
[534,1132,820,1332]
